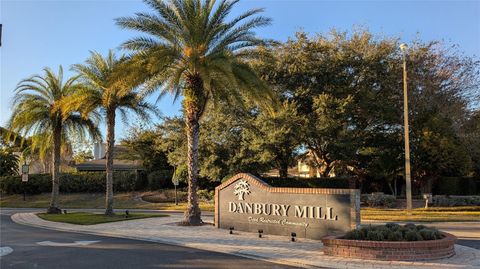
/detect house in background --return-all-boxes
[263,160,321,178]
[296,160,321,178]
[264,149,343,178]
[76,143,144,172]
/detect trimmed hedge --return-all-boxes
[262,176,350,188]
[0,171,153,194]
[362,193,397,208]
[433,195,480,206]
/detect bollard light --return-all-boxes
[291,232,297,242]
[229,227,234,234]
[258,229,263,238]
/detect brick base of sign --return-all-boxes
[321,232,457,261]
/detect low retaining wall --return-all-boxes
[322,232,456,261]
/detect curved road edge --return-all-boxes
[11,213,320,269]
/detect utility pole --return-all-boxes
[400,43,412,211]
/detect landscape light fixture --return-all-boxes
[291,232,297,242]
[400,43,413,212]
[229,227,234,234]
[258,229,263,238]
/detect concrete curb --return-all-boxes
[11,213,480,269]
[11,213,321,269]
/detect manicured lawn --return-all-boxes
[3,193,479,222]
[361,207,480,222]
[37,212,168,225]
[0,192,215,212]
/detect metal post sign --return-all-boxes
[21,164,29,182]
[22,164,29,174]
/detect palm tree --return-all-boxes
[69,50,157,215]
[116,0,274,225]
[8,66,101,214]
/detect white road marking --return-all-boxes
[36,240,100,247]
[0,247,13,257]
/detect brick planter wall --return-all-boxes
[322,232,456,261]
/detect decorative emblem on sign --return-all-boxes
[234,180,250,200]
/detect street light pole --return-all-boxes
[400,43,412,211]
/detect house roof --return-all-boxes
[76,159,144,171]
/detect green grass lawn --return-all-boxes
[2,193,479,222]
[37,212,169,225]
[361,207,480,222]
[0,192,215,211]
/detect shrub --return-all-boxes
[418,229,436,240]
[404,230,423,241]
[376,226,391,239]
[366,230,385,241]
[197,189,214,201]
[386,230,403,241]
[385,222,400,231]
[432,195,480,206]
[365,193,397,208]
[344,229,364,240]
[404,223,416,230]
[0,171,154,194]
[343,223,442,241]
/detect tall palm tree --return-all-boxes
[68,50,157,215]
[116,0,274,225]
[8,66,101,214]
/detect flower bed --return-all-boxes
[322,224,457,261]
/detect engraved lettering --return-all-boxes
[295,206,307,218]
[280,204,290,216]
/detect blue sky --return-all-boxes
[1,0,479,141]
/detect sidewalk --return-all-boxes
[12,213,480,269]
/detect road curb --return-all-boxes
[11,213,323,269]
[11,213,480,269]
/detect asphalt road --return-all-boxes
[0,209,299,269]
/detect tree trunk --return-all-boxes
[47,122,62,214]
[105,109,115,215]
[279,162,289,178]
[183,74,203,225]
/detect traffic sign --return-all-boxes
[22,165,29,174]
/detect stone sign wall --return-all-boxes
[215,173,360,240]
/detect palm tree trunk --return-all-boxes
[105,109,115,215]
[183,75,203,225]
[47,123,62,214]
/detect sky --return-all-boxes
[1,0,479,141]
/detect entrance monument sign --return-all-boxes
[215,173,360,240]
